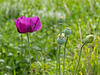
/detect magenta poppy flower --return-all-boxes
[14,16,42,33]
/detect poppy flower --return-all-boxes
[14,16,42,33]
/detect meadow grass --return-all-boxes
[0,0,100,75]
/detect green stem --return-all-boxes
[56,46,59,75]
[60,24,62,35]
[59,45,61,75]
[76,42,86,75]
[63,36,68,75]
[58,12,63,75]
[97,45,99,75]
[21,34,24,56]
[27,33,32,75]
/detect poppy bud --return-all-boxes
[57,33,65,45]
[64,27,71,37]
[58,16,65,24]
[85,35,94,43]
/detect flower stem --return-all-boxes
[56,46,59,75]
[59,45,61,75]
[58,18,63,75]
[63,36,68,75]
[97,45,99,75]
[27,33,32,75]
[76,42,86,75]
[60,24,62,35]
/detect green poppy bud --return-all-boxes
[85,35,94,43]
[64,27,71,37]
[58,16,65,24]
[57,33,65,45]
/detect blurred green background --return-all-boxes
[0,0,100,75]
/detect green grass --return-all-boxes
[0,0,100,75]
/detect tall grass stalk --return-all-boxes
[78,22,82,44]
[27,33,32,75]
[36,51,45,75]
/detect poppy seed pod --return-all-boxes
[58,16,65,24]
[64,27,71,36]
[57,33,65,45]
[85,35,94,43]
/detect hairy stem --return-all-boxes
[27,33,32,75]
[63,36,68,75]
[56,46,59,75]
[59,45,61,75]
[76,42,86,75]
[60,24,62,35]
